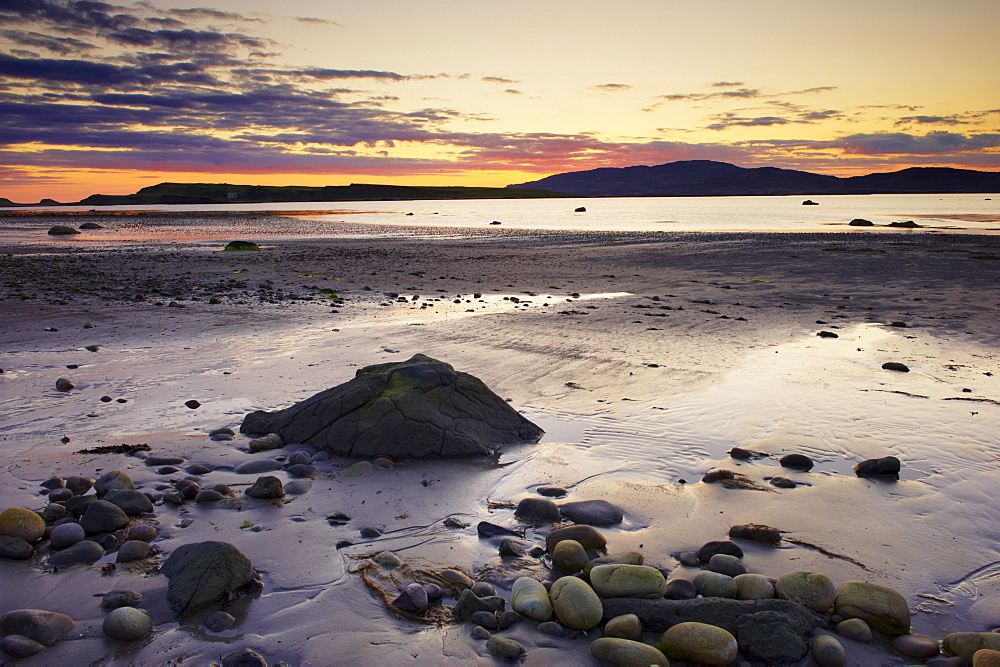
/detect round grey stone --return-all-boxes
[94,470,134,496]
[195,489,224,503]
[707,553,748,577]
[694,571,738,598]
[234,460,283,474]
[205,611,235,632]
[127,524,157,542]
[284,479,312,495]
[117,540,152,562]
[812,634,846,666]
[245,476,284,499]
[836,618,872,642]
[49,539,104,567]
[103,606,152,641]
[0,536,33,560]
[0,633,46,658]
[103,489,153,515]
[665,578,698,600]
[559,499,624,526]
[49,522,86,549]
[79,500,129,533]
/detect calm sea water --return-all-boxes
[2,193,997,245]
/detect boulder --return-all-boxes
[855,456,902,478]
[545,525,607,553]
[776,571,837,613]
[834,580,910,636]
[812,634,847,666]
[49,522,85,549]
[511,577,552,621]
[0,609,75,646]
[240,354,543,458]
[942,633,1000,662]
[245,476,284,499]
[696,540,742,562]
[893,633,941,659]
[591,637,668,666]
[0,507,45,543]
[161,541,262,618]
[94,470,134,496]
[550,576,603,630]
[589,564,668,599]
[514,497,561,525]
[0,536,33,560]
[47,225,80,235]
[729,523,782,546]
[103,606,152,641]
[79,500,129,533]
[452,589,505,619]
[103,489,153,515]
[707,553,747,577]
[559,499,624,526]
[223,240,260,251]
[657,621,737,665]
[0,634,46,658]
[735,573,774,600]
[583,551,643,577]
[48,539,104,566]
[849,218,874,226]
[694,571,738,599]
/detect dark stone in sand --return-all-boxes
[696,540,743,562]
[204,611,235,632]
[79,500,129,533]
[882,362,910,372]
[498,537,527,557]
[729,447,753,460]
[802,200,819,205]
[102,590,143,609]
[195,489,224,503]
[855,456,901,478]
[0,609,75,647]
[49,539,104,566]
[470,610,499,629]
[392,582,429,612]
[47,225,81,235]
[40,478,64,491]
[79,222,104,230]
[817,331,839,338]
[889,321,909,328]
[186,464,212,474]
[664,579,697,600]
[514,497,561,525]
[60,494,98,515]
[0,536,34,560]
[559,499,624,526]
[65,476,94,495]
[537,485,567,497]
[245,476,284,499]
[545,525,607,553]
[849,219,874,226]
[477,521,521,538]
[116,540,152,562]
[223,241,260,252]
[221,648,267,667]
[240,354,544,458]
[103,489,153,515]
[235,459,283,474]
[575,206,587,212]
[359,526,382,538]
[146,456,185,466]
[779,454,814,471]
[48,488,72,503]
[162,541,262,618]
[729,524,782,546]
[453,589,506,619]
[889,220,920,228]
[770,476,797,488]
[0,634,46,658]
[603,597,820,662]
[285,463,315,478]
[702,469,735,483]
[55,378,74,392]
[94,470,134,496]
[185,400,201,409]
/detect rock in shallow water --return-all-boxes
[161,541,262,618]
[240,353,544,458]
[559,499,624,526]
[514,497,561,524]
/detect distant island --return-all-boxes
[509,160,1000,197]
[3,161,999,207]
[0,182,573,207]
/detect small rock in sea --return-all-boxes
[882,362,910,372]
[735,573,775,600]
[514,497,561,524]
[702,469,735,483]
[79,500,129,533]
[892,633,942,659]
[65,476,94,495]
[472,582,496,598]
[537,485,567,497]
[0,507,46,543]
[707,553,748,577]
[559,499,624,526]
[0,536,33,559]
[537,621,565,637]
[817,331,839,338]
[812,634,847,666]
[551,539,590,573]
[470,625,491,640]
[248,433,283,453]
[55,378,75,392]
[694,571,739,598]
[234,459,283,474]
[359,526,382,538]
[728,447,755,460]
[696,540,743,562]
[48,225,81,235]
[729,523,782,546]
[511,577,552,621]
[117,540,153,562]
[592,638,668,666]
[770,476,797,488]
[49,540,105,567]
[0,634,46,658]
[221,648,268,667]
[888,220,920,228]
[204,611,236,632]
[889,321,909,328]
[100,395,113,403]
[470,611,499,629]
[486,636,525,660]
[498,537,527,558]
[392,582,429,612]
[836,618,872,642]
[184,400,201,409]
[575,206,587,212]
[658,621,738,665]
[664,579,697,600]
[195,489,224,504]
[849,219,874,226]
[101,590,143,610]
[779,453,814,471]
[777,571,837,613]
[477,521,520,538]
[0,609,75,648]
[245,476,284,499]
[855,456,902,478]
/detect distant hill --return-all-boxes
[508,160,1000,196]
[75,182,573,206]
[0,197,16,207]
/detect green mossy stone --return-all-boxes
[657,621,737,665]
[511,577,552,622]
[942,633,1000,662]
[550,576,603,630]
[776,571,837,613]
[0,508,45,543]
[552,539,590,574]
[603,614,642,642]
[591,637,669,666]
[223,241,259,251]
[834,580,910,637]
[583,551,644,577]
[589,564,668,599]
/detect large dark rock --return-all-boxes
[161,541,262,618]
[240,354,544,458]
[602,598,820,663]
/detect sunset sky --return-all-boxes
[1,0,999,202]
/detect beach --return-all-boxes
[1,218,999,664]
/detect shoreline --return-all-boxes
[1,228,998,664]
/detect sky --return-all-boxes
[1,0,999,202]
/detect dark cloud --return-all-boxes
[831,131,1000,155]
[0,29,95,54]
[107,27,266,51]
[166,7,256,22]
[504,89,522,95]
[591,83,632,92]
[658,87,761,102]
[481,76,517,85]
[295,16,343,26]
[711,81,743,87]
[894,115,968,126]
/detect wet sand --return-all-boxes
[1,224,999,664]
